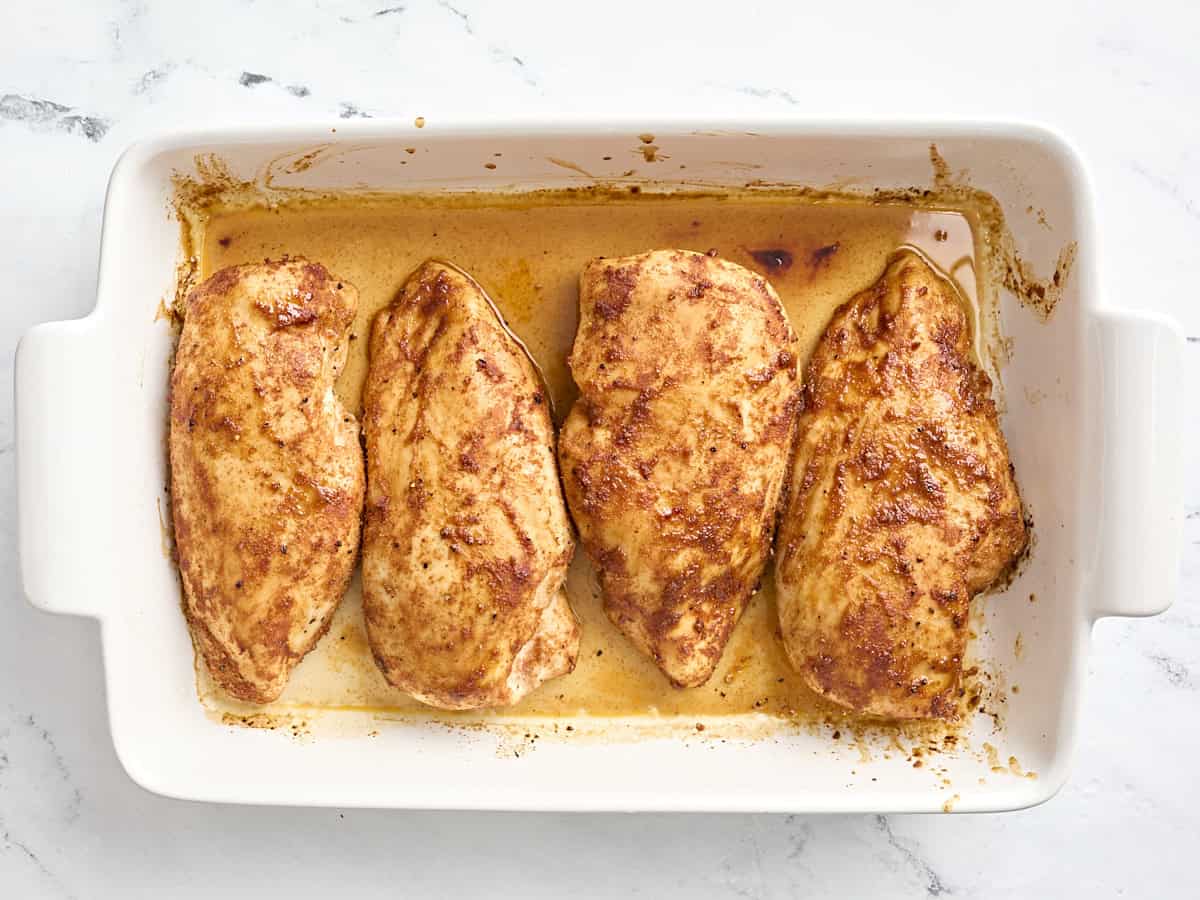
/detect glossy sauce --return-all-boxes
[198,191,982,727]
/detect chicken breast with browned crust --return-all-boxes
[362,260,578,710]
[169,259,364,704]
[559,250,802,688]
[775,250,1027,719]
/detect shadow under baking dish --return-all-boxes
[194,190,998,742]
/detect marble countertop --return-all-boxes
[2,1,1197,896]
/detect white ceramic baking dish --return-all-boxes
[14,120,1183,812]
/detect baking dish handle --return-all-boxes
[1088,309,1185,620]
[15,318,115,620]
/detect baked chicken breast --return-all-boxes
[362,260,578,710]
[559,250,801,687]
[775,250,1026,719]
[170,259,364,704]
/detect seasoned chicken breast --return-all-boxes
[559,250,801,687]
[775,250,1026,719]
[169,259,364,704]
[362,260,578,710]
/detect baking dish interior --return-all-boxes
[88,123,1091,811]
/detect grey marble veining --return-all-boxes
[1,0,1197,896]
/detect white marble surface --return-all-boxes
[1,0,1198,896]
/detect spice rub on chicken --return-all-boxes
[170,259,364,704]
[559,250,801,688]
[362,261,579,710]
[775,250,1026,719]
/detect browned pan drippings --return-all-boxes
[198,190,983,728]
